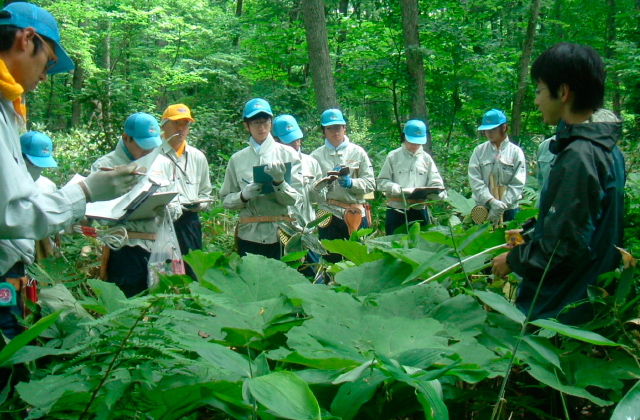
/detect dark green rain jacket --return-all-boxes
[508,109,625,325]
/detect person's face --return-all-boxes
[162,119,191,144]
[245,117,272,143]
[404,141,421,153]
[324,124,346,145]
[15,29,55,92]
[534,80,564,125]
[483,124,507,145]
[284,139,301,152]
[124,135,153,160]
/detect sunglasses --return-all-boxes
[33,32,58,73]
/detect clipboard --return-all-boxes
[405,187,445,200]
[253,162,292,194]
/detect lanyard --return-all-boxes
[167,150,192,184]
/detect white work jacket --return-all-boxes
[377,144,447,209]
[0,96,86,274]
[467,137,526,209]
[35,176,57,194]
[220,134,303,244]
[91,140,181,252]
[293,152,323,226]
[310,137,375,218]
[159,141,213,212]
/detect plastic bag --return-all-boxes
[147,211,185,288]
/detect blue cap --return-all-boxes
[0,3,74,75]
[124,113,162,150]
[403,120,427,145]
[321,108,346,126]
[478,109,507,131]
[20,131,57,168]
[273,115,303,144]
[243,98,273,119]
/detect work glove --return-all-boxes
[265,160,286,183]
[82,163,140,202]
[241,183,262,202]
[390,184,402,197]
[182,203,206,212]
[487,208,503,224]
[489,199,508,211]
[338,175,353,189]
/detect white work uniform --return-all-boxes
[293,152,323,226]
[35,176,57,194]
[377,144,447,209]
[468,136,526,209]
[0,96,85,274]
[220,134,303,244]
[91,139,181,252]
[158,141,213,211]
[310,137,375,218]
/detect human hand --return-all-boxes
[338,175,352,189]
[265,160,286,183]
[241,183,262,201]
[504,229,524,249]
[487,208,504,224]
[83,163,141,202]
[489,199,508,211]
[391,184,402,197]
[313,175,338,191]
[492,252,512,279]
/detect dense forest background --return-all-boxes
[11,0,640,189]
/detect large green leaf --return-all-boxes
[368,283,450,319]
[475,290,525,325]
[248,371,321,420]
[445,189,475,216]
[86,278,130,315]
[333,256,413,295]
[414,380,448,420]
[329,371,386,420]
[611,379,640,420]
[530,319,619,346]
[427,294,486,339]
[187,340,252,378]
[519,335,562,372]
[321,240,385,265]
[0,310,61,367]
[183,250,226,281]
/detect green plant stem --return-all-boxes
[447,219,473,290]
[418,243,506,285]
[79,299,159,420]
[490,241,560,420]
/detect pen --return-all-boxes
[242,178,252,184]
[99,167,147,176]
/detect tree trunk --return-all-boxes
[232,0,243,47]
[335,0,349,70]
[605,0,621,116]
[553,0,564,39]
[511,0,541,143]
[301,0,338,112]
[101,23,112,142]
[70,62,84,127]
[400,0,430,150]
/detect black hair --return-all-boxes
[243,112,272,124]
[320,124,346,135]
[531,42,605,113]
[0,22,44,55]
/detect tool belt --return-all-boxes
[326,200,364,235]
[239,216,295,224]
[127,231,158,240]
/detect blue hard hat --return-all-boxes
[403,120,427,144]
[273,114,303,144]
[321,108,346,126]
[20,131,57,168]
[0,3,74,74]
[478,109,507,131]
[243,98,273,119]
[124,113,162,150]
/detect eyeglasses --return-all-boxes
[534,87,548,96]
[249,120,271,128]
[33,32,58,73]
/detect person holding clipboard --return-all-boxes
[377,120,447,235]
[219,98,303,260]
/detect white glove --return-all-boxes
[489,199,508,211]
[241,183,262,202]
[265,160,286,183]
[390,184,402,197]
[487,208,503,224]
[83,163,140,202]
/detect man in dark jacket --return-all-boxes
[492,43,625,325]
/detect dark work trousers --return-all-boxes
[0,262,25,339]
[503,208,519,223]
[318,214,369,263]
[107,246,150,298]
[173,211,202,281]
[237,237,282,260]
[385,207,430,235]
[299,250,321,278]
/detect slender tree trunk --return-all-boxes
[70,63,84,127]
[233,0,243,47]
[101,23,112,142]
[335,0,349,70]
[553,0,564,39]
[605,0,621,116]
[301,0,338,112]
[400,0,430,150]
[511,0,541,143]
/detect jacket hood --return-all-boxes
[554,109,621,153]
